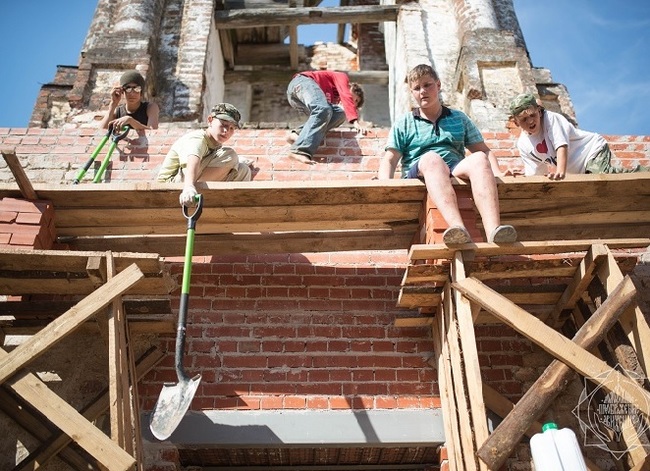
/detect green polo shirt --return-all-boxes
[386,107,484,177]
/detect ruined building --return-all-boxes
[1,0,650,470]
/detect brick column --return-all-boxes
[0,198,56,250]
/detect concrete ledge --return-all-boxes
[142,409,445,447]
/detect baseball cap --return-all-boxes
[509,93,539,116]
[210,103,242,128]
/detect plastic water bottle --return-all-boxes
[530,422,587,471]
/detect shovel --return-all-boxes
[149,194,203,441]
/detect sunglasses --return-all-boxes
[122,86,142,93]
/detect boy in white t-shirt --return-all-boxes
[509,93,648,179]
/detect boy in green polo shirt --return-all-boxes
[377,64,516,245]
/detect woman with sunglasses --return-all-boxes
[100,70,159,132]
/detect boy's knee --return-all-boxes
[226,162,252,182]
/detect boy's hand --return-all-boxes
[547,170,565,180]
[110,87,123,106]
[354,120,373,135]
[180,185,198,207]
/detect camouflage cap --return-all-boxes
[210,103,242,128]
[509,93,539,117]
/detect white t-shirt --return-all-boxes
[516,110,607,175]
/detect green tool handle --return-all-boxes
[73,134,109,184]
[176,194,202,381]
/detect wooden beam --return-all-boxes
[214,5,399,29]
[409,239,650,261]
[106,252,132,453]
[442,284,477,470]
[289,25,299,69]
[0,264,144,385]
[225,69,389,85]
[597,251,650,374]
[454,276,638,470]
[393,316,433,327]
[467,257,579,281]
[1,347,136,471]
[8,347,163,470]
[1,148,38,200]
[451,253,488,471]
[65,229,418,257]
[0,388,95,470]
[544,244,609,325]
[432,313,462,470]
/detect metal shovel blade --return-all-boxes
[149,373,201,441]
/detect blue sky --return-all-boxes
[0,1,648,136]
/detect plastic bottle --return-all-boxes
[530,422,588,471]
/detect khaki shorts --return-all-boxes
[172,147,251,182]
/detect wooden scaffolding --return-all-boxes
[1,148,649,470]
[398,240,650,470]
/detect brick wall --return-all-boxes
[1,125,647,185]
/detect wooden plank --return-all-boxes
[456,276,641,470]
[432,313,462,471]
[442,283,478,471]
[1,148,38,200]
[214,5,399,28]
[106,253,130,451]
[397,288,559,308]
[288,25,299,69]
[409,239,650,261]
[0,276,171,296]
[451,253,488,471]
[468,257,578,281]
[502,211,650,227]
[0,180,426,209]
[571,303,648,468]
[545,244,609,325]
[393,316,433,327]
[482,383,543,438]
[56,217,421,237]
[513,223,650,241]
[8,347,163,470]
[397,287,442,308]
[401,263,449,284]
[65,228,418,257]
[224,69,389,85]
[497,173,650,199]
[597,251,650,380]
[0,388,95,470]
[1,347,136,471]
[0,264,144,385]
[498,194,648,214]
[54,202,422,230]
[0,248,163,274]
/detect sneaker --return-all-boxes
[488,225,517,244]
[442,226,472,245]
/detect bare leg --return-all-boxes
[418,152,466,228]
[452,152,501,236]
